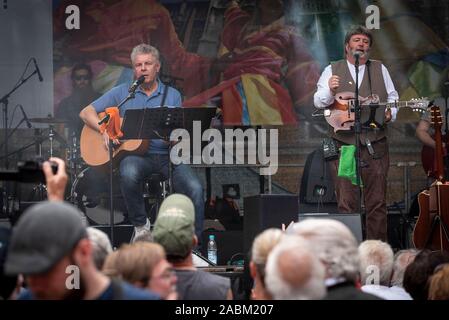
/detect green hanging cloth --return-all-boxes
[337,145,362,186]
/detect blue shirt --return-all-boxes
[18,281,161,300]
[92,79,182,154]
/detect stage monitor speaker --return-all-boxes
[243,194,299,253]
[201,230,244,266]
[299,148,337,204]
[92,225,133,249]
[387,212,414,250]
[297,213,363,243]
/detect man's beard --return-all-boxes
[351,48,369,59]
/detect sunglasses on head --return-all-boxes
[74,75,91,81]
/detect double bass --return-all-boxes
[413,105,449,251]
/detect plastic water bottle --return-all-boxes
[207,235,218,265]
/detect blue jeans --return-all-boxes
[119,153,204,240]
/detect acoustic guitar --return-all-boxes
[413,105,449,251]
[324,92,428,132]
[421,134,448,179]
[80,113,149,168]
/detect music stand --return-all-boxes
[360,103,387,130]
[121,106,216,217]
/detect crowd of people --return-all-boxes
[1,156,449,300]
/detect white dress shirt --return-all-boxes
[361,284,413,300]
[314,60,400,120]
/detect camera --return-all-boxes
[0,159,58,183]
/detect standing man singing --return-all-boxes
[79,44,204,242]
[313,26,399,241]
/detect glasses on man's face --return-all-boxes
[74,75,90,81]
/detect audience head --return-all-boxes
[265,235,326,300]
[102,250,120,278]
[5,201,91,300]
[428,263,449,300]
[153,194,196,263]
[250,228,284,300]
[358,240,394,286]
[289,218,359,283]
[114,242,177,299]
[86,227,113,270]
[403,249,449,300]
[390,249,418,287]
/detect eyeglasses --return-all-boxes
[74,75,91,81]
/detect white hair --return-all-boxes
[265,235,326,300]
[87,227,113,270]
[358,240,394,286]
[390,249,419,287]
[289,219,359,282]
[130,43,160,65]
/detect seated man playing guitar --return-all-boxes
[313,26,399,242]
[79,44,204,242]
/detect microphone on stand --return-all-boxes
[128,75,145,93]
[19,105,32,128]
[353,51,361,66]
[32,58,43,82]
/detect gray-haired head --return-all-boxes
[391,249,419,287]
[288,218,359,283]
[265,235,326,300]
[130,44,160,65]
[86,227,113,271]
[358,240,394,286]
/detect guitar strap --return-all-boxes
[161,81,169,107]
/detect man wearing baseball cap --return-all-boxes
[5,201,159,300]
[153,194,232,300]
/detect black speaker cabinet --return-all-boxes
[93,224,134,249]
[243,194,299,253]
[387,212,414,250]
[201,230,244,266]
[297,213,363,243]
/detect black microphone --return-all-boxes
[128,75,145,93]
[353,51,362,60]
[19,105,32,128]
[32,58,43,82]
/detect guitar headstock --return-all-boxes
[409,97,430,113]
[430,105,443,127]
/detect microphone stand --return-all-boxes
[353,54,363,216]
[98,88,137,247]
[0,63,40,217]
[0,68,40,169]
